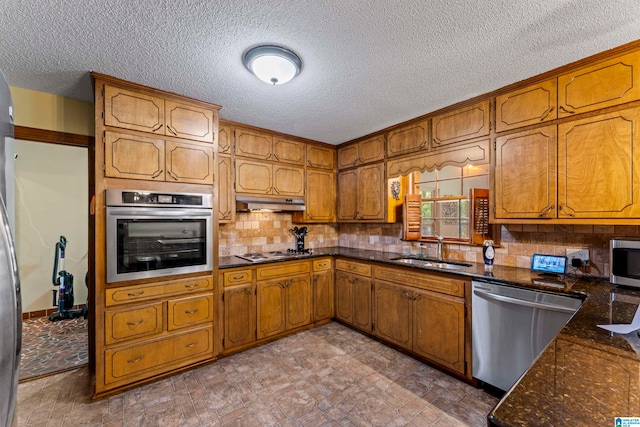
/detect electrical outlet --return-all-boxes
[566,248,589,266]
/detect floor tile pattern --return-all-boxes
[17,322,497,426]
[20,316,88,381]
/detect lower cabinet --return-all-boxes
[312,258,334,322]
[335,259,372,333]
[257,275,312,339]
[372,265,467,376]
[223,283,256,350]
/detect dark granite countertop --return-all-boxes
[220,246,640,425]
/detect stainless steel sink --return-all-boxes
[390,257,471,270]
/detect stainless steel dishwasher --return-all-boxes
[472,280,582,392]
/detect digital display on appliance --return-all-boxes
[531,254,567,274]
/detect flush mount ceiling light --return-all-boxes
[243,45,302,85]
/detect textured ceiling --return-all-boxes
[2,0,640,144]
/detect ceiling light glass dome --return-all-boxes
[243,45,302,85]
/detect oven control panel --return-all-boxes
[106,189,213,208]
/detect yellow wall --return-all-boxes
[9,86,94,136]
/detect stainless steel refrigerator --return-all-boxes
[0,68,21,427]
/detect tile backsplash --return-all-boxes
[220,213,638,278]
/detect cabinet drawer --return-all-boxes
[313,258,332,272]
[335,259,371,277]
[104,302,163,345]
[167,294,214,330]
[223,269,254,287]
[105,276,213,306]
[257,261,311,281]
[105,325,213,384]
[373,266,465,298]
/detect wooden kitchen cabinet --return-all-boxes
[337,163,385,221]
[167,294,214,331]
[104,84,215,143]
[432,100,490,149]
[386,120,429,158]
[256,261,312,339]
[235,159,304,196]
[307,144,336,170]
[337,134,385,169]
[494,125,558,219]
[335,260,372,333]
[312,258,334,322]
[558,51,640,118]
[235,127,273,160]
[104,302,163,345]
[495,79,557,132]
[217,155,234,222]
[293,169,336,223]
[223,283,256,350]
[105,131,214,184]
[274,137,306,165]
[218,123,233,155]
[373,265,466,375]
[557,106,640,219]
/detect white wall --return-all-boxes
[14,140,88,312]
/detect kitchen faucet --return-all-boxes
[435,233,444,261]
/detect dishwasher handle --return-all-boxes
[473,288,578,314]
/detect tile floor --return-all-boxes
[20,316,89,381]
[16,322,497,426]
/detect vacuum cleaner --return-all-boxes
[48,236,87,321]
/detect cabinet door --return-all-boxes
[496,79,557,132]
[285,276,312,330]
[352,276,372,333]
[337,144,360,170]
[224,284,256,350]
[104,302,163,345]
[235,127,273,160]
[494,125,557,219]
[104,85,164,135]
[218,124,233,155]
[274,137,305,165]
[358,135,385,164]
[303,169,336,222]
[165,100,214,143]
[217,155,234,222]
[272,164,305,196]
[235,159,273,194]
[257,280,286,339]
[307,145,335,170]
[413,290,465,374]
[386,120,429,158]
[335,271,353,323]
[558,51,640,117]
[104,131,165,180]
[373,282,412,349]
[313,270,334,322]
[337,169,358,220]
[557,107,640,218]
[432,100,490,149]
[357,163,385,220]
[165,140,214,184]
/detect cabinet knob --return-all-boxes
[538,205,555,217]
[151,169,163,179]
[559,205,575,217]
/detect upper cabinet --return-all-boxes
[235,127,305,165]
[307,145,336,170]
[386,120,429,158]
[495,80,557,133]
[273,137,306,165]
[104,85,215,143]
[337,135,385,170]
[218,123,233,155]
[558,51,640,118]
[432,100,490,149]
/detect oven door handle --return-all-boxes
[107,208,212,217]
[157,238,203,244]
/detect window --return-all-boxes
[413,164,489,241]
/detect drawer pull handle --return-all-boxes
[126,320,144,326]
[185,309,199,315]
[185,342,198,348]
[232,275,246,280]
[127,356,143,364]
[184,283,200,289]
[127,291,145,297]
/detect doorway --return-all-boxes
[14,138,89,381]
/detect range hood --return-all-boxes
[235,196,306,212]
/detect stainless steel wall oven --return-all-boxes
[106,189,213,283]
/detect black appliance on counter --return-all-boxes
[290,227,308,253]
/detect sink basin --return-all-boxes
[390,257,471,270]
